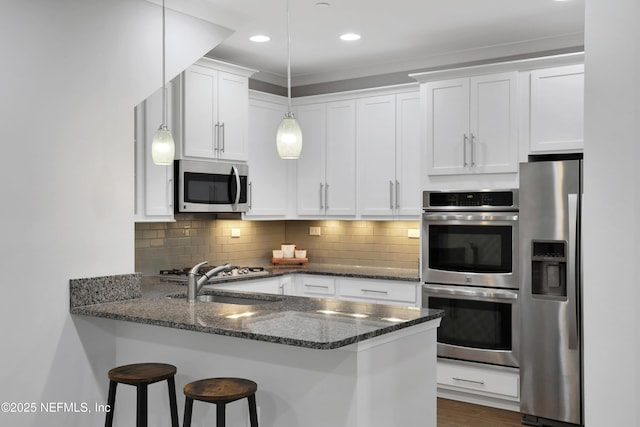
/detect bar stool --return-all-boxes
[183,377,258,427]
[105,362,179,427]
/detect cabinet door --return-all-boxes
[183,65,217,159]
[217,71,249,161]
[357,95,397,216]
[469,72,518,173]
[134,83,174,221]
[245,97,289,217]
[425,78,470,175]
[296,103,327,216]
[325,100,356,216]
[295,275,336,297]
[395,92,421,217]
[530,64,584,153]
[336,277,418,306]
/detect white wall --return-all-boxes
[583,0,639,425]
[0,1,230,425]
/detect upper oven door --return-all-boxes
[422,211,518,289]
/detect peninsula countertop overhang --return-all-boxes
[70,274,441,350]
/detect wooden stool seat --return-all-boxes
[105,363,179,427]
[108,363,177,385]
[183,377,258,427]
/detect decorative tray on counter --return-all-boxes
[272,257,308,265]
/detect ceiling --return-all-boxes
[199,0,585,87]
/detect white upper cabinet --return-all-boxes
[357,91,421,218]
[296,100,356,217]
[529,64,584,153]
[134,80,176,222]
[395,92,422,217]
[244,94,290,218]
[424,72,518,175]
[181,59,254,161]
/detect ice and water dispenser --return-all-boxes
[531,240,567,298]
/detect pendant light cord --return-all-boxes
[162,0,168,128]
[286,0,292,112]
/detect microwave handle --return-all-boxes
[231,165,241,205]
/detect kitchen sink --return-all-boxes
[168,292,284,305]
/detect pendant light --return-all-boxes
[151,0,175,165]
[276,0,303,159]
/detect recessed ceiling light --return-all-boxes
[340,33,361,41]
[250,35,270,43]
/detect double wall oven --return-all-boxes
[422,189,519,368]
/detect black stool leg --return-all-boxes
[183,397,194,427]
[166,377,179,427]
[216,402,226,426]
[248,394,259,427]
[105,381,117,427]
[136,384,148,427]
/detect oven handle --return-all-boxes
[423,284,518,301]
[423,212,518,222]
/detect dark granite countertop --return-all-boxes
[70,274,441,350]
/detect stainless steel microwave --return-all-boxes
[175,159,248,213]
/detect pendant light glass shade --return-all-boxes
[152,0,175,166]
[151,125,175,165]
[276,113,303,159]
[277,0,302,159]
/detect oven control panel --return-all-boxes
[423,190,519,211]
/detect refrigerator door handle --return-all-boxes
[567,193,579,350]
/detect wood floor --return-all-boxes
[438,398,524,426]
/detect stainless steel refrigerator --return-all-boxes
[519,155,583,427]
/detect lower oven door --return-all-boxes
[423,283,519,368]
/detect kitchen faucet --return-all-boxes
[187,261,232,303]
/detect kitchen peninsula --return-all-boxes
[70,274,442,427]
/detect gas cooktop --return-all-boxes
[157,265,269,283]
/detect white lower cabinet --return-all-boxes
[208,276,295,295]
[336,277,418,306]
[437,359,520,411]
[295,275,337,297]
[209,274,418,306]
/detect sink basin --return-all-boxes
[168,292,284,305]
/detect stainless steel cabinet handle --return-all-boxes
[167,178,173,208]
[304,284,330,289]
[463,134,468,167]
[325,182,329,211]
[470,132,476,167]
[452,377,485,385]
[362,289,388,295]
[248,181,253,209]
[220,122,225,153]
[390,180,394,209]
[214,122,220,152]
[395,180,400,209]
[319,183,324,210]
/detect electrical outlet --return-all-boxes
[309,226,321,236]
[231,228,241,238]
[407,228,420,239]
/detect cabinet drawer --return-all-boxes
[437,360,519,401]
[337,278,417,303]
[297,275,336,297]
